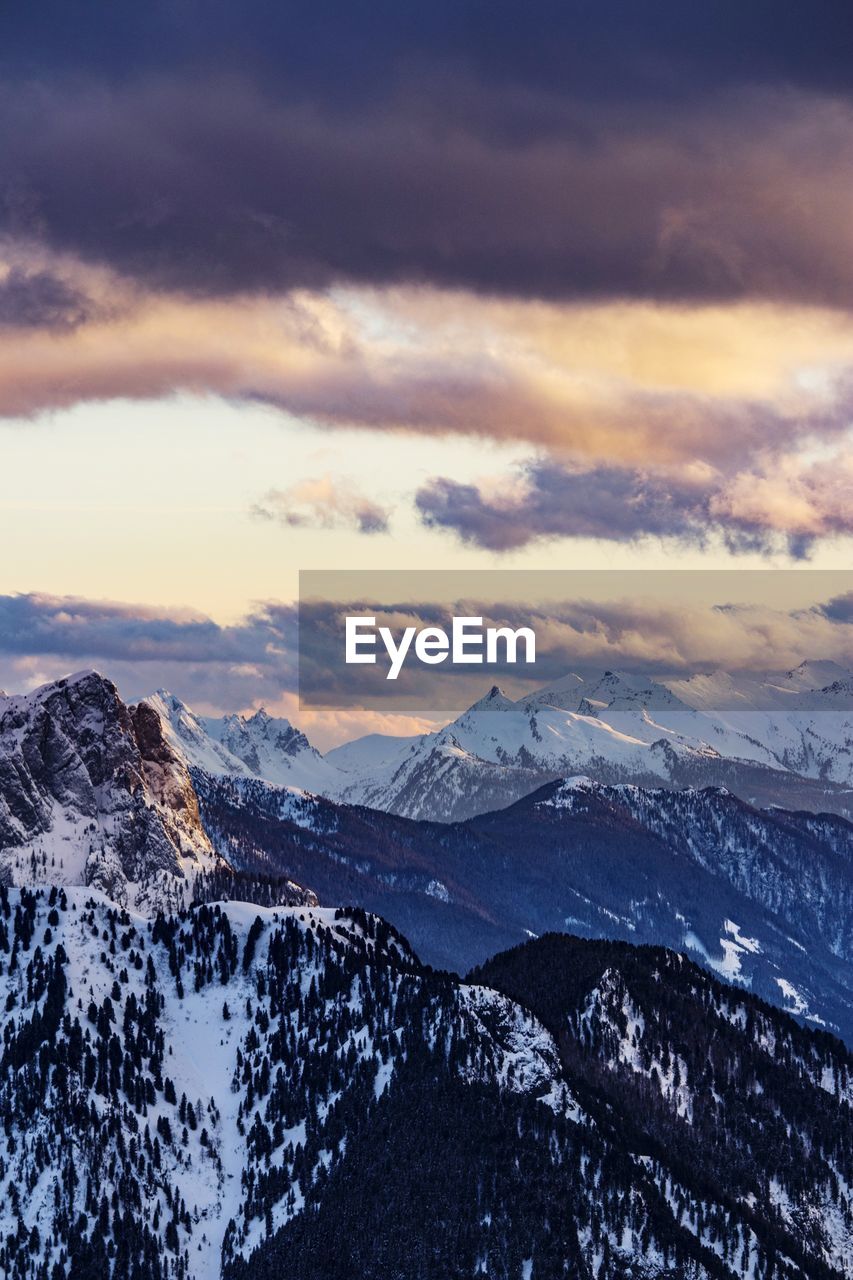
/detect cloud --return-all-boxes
[6,0,853,118]
[252,476,390,535]
[416,464,710,551]
[0,267,91,330]
[6,0,853,105]
[1,586,852,729]
[4,73,853,308]
[709,454,853,551]
[817,592,853,624]
[1,282,851,479]
[0,593,283,663]
[416,449,853,556]
[0,594,301,708]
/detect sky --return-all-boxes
[1,2,853,743]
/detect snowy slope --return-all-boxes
[0,886,576,1280]
[334,681,852,821]
[334,664,853,820]
[476,932,853,1280]
[325,731,423,773]
[193,764,853,1039]
[665,661,853,784]
[148,692,341,794]
[3,885,853,1279]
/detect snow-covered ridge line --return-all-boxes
[0,884,579,1279]
[145,659,853,822]
[4,883,853,1278]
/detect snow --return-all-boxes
[683,922,760,986]
[0,889,486,1277]
[460,984,582,1118]
[143,659,853,824]
[0,675,225,914]
[148,691,342,794]
[326,731,423,773]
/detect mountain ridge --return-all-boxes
[145,660,853,822]
[2,884,853,1279]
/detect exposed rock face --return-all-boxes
[0,671,225,910]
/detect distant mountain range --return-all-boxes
[152,660,853,822]
[192,768,853,1042]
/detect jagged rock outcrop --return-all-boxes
[0,672,225,910]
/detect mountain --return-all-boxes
[472,932,853,1280]
[5,673,853,1038]
[333,664,853,821]
[0,674,315,915]
[343,660,850,819]
[665,661,853,784]
[0,673,225,912]
[148,693,339,794]
[146,665,853,824]
[193,769,853,1042]
[325,730,423,772]
[3,883,853,1279]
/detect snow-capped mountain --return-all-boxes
[332,663,853,821]
[5,671,853,1037]
[147,692,340,794]
[3,884,853,1280]
[0,673,316,915]
[142,661,853,824]
[0,672,228,912]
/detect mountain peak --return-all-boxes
[465,685,515,713]
[247,706,273,727]
[35,668,115,699]
[782,658,851,687]
[149,687,190,715]
[0,672,223,911]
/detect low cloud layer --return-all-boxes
[1,586,852,736]
[0,594,299,713]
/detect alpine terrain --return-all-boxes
[151,664,853,823]
[0,672,852,1278]
[1,886,852,1279]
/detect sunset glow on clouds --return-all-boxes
[1,1,852,724]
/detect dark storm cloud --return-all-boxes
[3,2,853,104]
[2,2,853,306]
[0,268,91,330]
